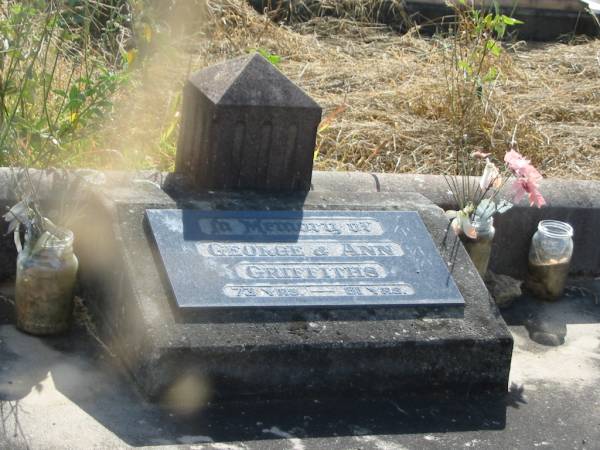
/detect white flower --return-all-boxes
[448,209,477,239]
[479,159,501,191]
[3,200,31,233]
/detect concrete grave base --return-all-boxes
[76,179,512,401]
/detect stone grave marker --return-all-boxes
[176,53,322,191]
[146,209,463,312]
[77,54,513,402]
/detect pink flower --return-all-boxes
[505,148,546,207]
[504,149,529,172]
[504,149,542,179]
[512,177,546,207]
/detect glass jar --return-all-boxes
[460,216,495,277]
[526,220,573,301]
[15,227,79,335]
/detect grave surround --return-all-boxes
[76,179,513,401]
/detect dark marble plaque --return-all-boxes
[145,210,464,310]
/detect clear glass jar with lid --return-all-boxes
[526,220,573,301]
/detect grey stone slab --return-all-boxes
[145,209,463,312]
[310,171,379,192]
[74,181,512,401]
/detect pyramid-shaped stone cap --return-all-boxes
[188,53,321,109]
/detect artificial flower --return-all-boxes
[474,199,497,222]
[504,149,538,178]
[512,177,546,207]
[3,199,32,234]
[445,142,544,245]
[448,209,477,239]
[479,159,502,191]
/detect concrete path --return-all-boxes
[0,281,599,450]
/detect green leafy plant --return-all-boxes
[0,0,129,169]
[0,0,129,247]
[440,1,525,212]
[442,0,523,153]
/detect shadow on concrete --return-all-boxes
[501,279,600,346]
[502,280,600,346]
[0,282,15,327]
[0,400,29,450]
[505,383,527,410]
[502,282,600,326]
[0,290,511,447]
[156,391,509,446]
[0,285,30,449]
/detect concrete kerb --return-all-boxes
[0,168,598,280]
[311,171,600,278]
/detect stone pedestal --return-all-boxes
[176,53,322,192]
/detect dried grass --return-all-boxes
[107,0,600,179]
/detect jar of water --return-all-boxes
[15,226,79,334]
[526,220,573,301]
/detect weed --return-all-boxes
[249,48,281,65]
[441,0,522,170]
[0,0,129,168]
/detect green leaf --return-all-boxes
[486,39,502,57]
[502,15,523,26]
[494,21,507,38]
[482,67,499,82]
[253,48,282,67]
[457,59,473,75]
[483,14,494,28]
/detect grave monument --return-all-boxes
[176,53,322,191]
[78,53,513,402]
